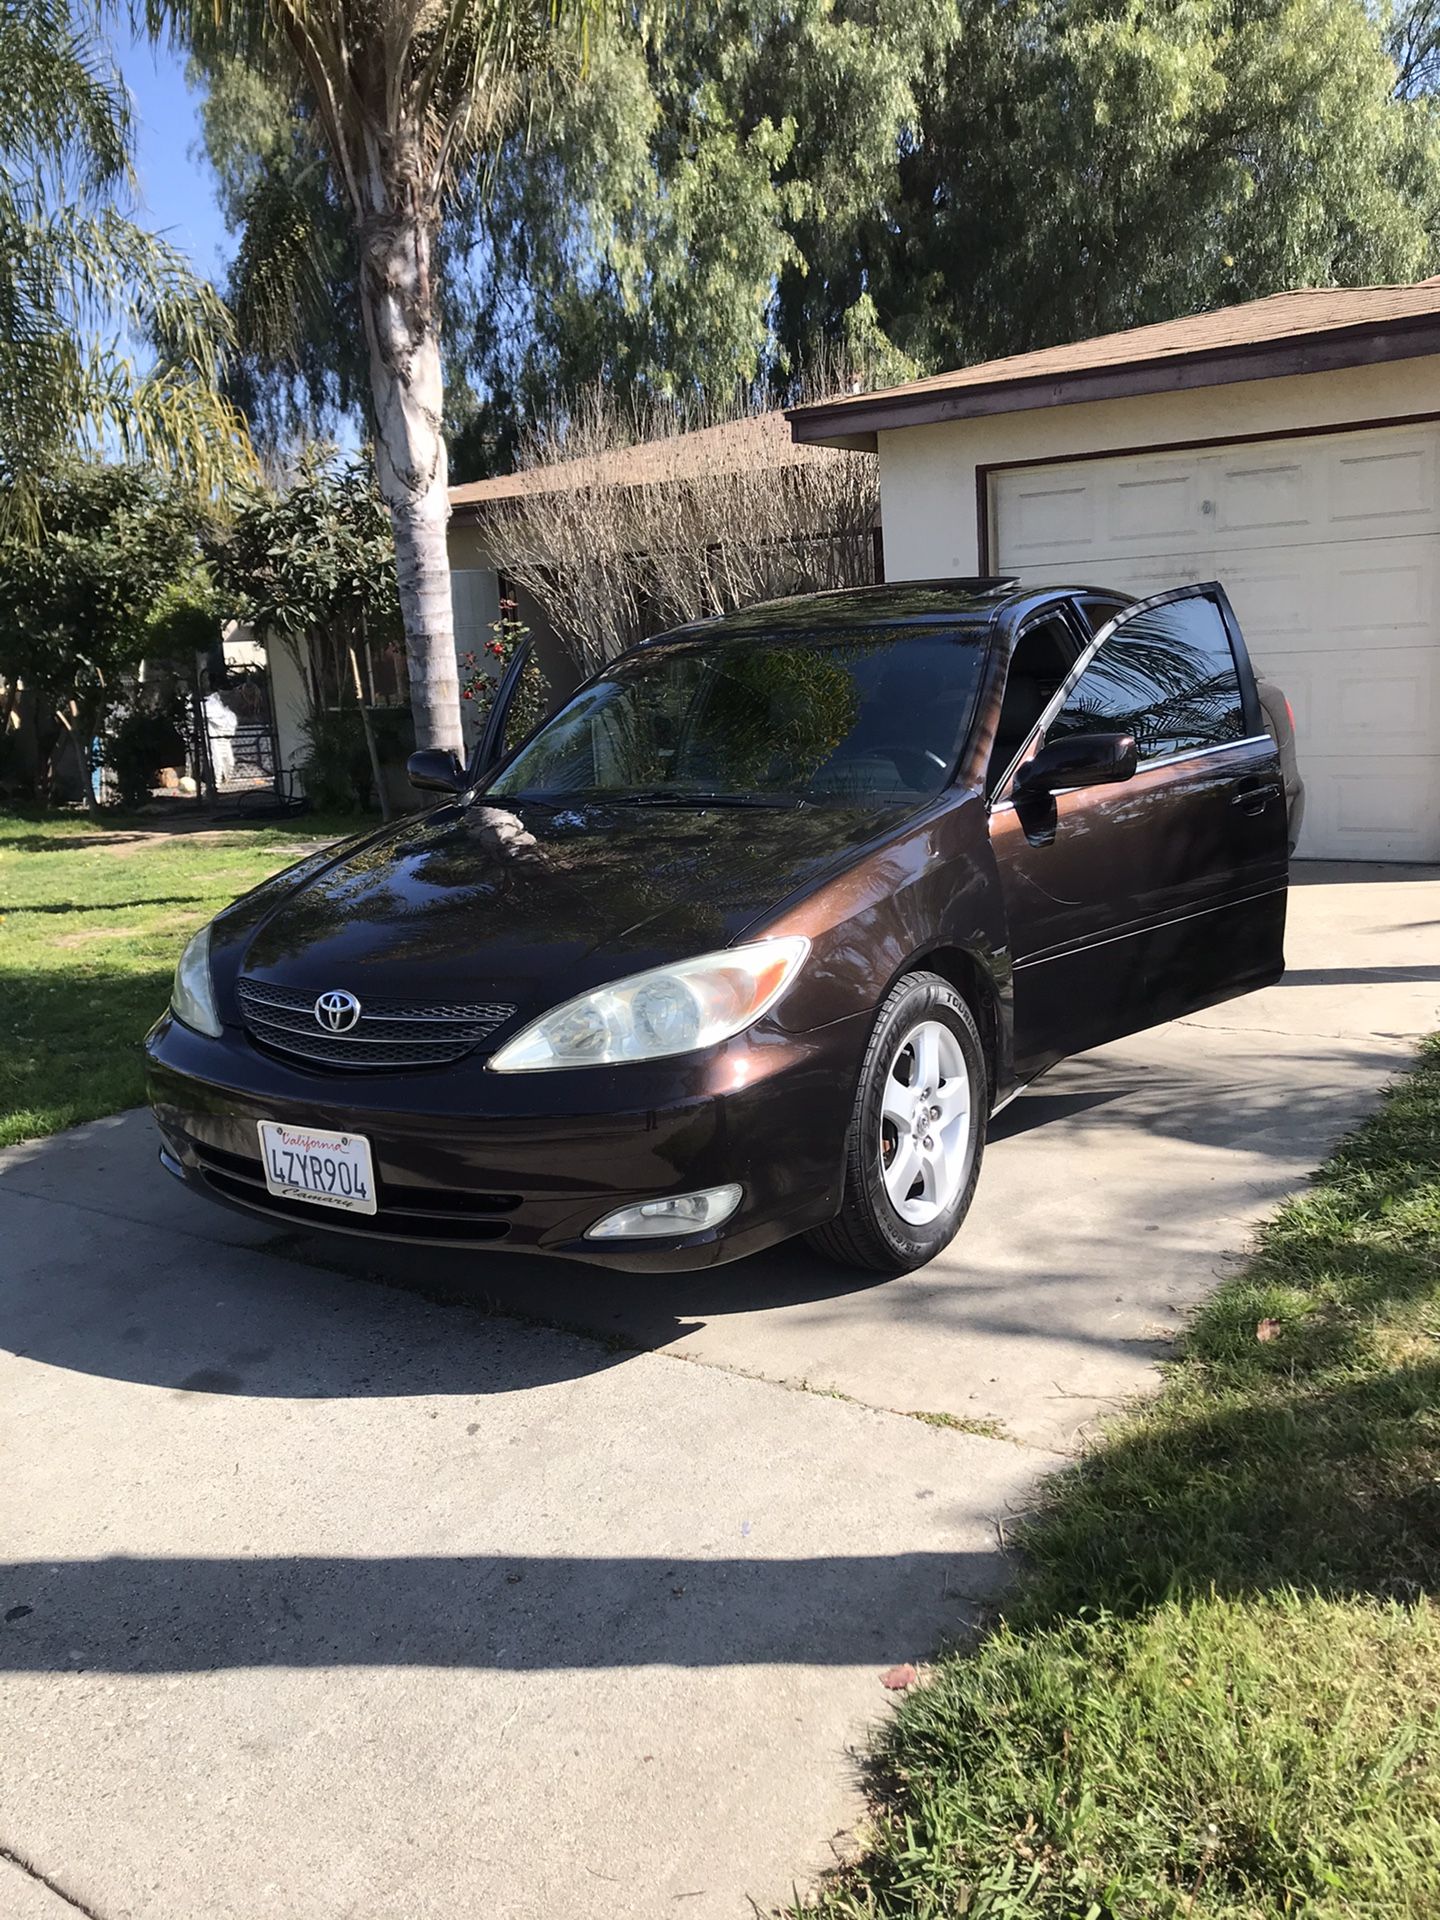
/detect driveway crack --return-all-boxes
[1,1843,105,1919]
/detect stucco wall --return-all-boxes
[267,630,311,797]
[875,359,1440,580]
[446,519,584,710]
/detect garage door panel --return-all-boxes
[1299,755,1440,860]
[1002,479,1095,556]
[1261,648,1439,761]
[1332,554,1432,633]
[1329,438,1438,527]
[1214,454,1311,535]
[992,423,1440,859]
[991,426,1440,563]
[1205,556,1308,638]
[1219,538,1436,646]
[1105,467,1203,545]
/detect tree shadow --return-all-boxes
[0,1549,995,1676]
[1027,1361,1440,1618]
[0,894,206,914]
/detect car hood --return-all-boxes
[210,797,901,1012]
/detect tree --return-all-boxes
[191,51,369,451]
[0,0,251,529]
[1389,0,1440,97]
[0,464,204,801]
[443,0,1440,447]
[867,0,1440,372]
[488,385,878,674]
[148,0,604,758]
[210,448,406,814]
[454,0,951,463]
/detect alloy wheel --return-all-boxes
[878,1017,972,1227]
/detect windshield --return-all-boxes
[486,627,986,808]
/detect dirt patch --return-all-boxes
[53,928,134,947]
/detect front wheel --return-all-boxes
[806,971,987,1274]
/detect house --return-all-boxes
[446,407,874,738]
[263,412,867,794]
[787,279,1440,862]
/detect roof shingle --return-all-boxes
[786,279,1440,444]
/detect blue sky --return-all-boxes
[117,28,230,282]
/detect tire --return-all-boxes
[806,970,987,1274]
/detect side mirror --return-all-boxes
[1014,731,1137,800]
[406,748,466,795]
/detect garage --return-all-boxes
[989,424,1440,859]
[787,279,1440,861]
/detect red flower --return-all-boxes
[462,688,473,700]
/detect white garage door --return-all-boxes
[991,423,1440,859]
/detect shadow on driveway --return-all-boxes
[0,1551,987,1674]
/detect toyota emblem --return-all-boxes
[314,989,362,1034]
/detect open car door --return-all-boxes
[989,582,1287,1082]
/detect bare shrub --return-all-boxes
[483,384,879,676]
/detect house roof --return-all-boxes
[449,409,840,518]
[786,279,1440,448]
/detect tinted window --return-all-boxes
[1076,595,1129,636]
[1046,595,1245,762]
[990,615,1083,792]
[487,629,986,807]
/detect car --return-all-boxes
[146,577,1288,1276]
[1254,673,1305,854]
[1078,588,1304,855]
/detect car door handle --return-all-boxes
[1232,779,1281,814]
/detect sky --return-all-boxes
[115,28,231,284]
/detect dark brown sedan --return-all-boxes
[147,578,1287,1274]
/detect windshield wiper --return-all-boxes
[603,790,806,810]
[486,788,807,810]
[602,787,806,810]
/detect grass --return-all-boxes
[799,1037,1440,1920]
[908,1410,1015,1444]
[0,809,360,1147]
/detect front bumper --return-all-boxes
[145,1010,867,1271]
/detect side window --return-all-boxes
[1046,594,1245,763]
[1076,595,1129,636]
[989,614,1082,793]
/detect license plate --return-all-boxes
[258,1121,377,1216]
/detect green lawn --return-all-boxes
[800,1039,1440,1920]
[0,810,358,1148]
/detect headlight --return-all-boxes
[171,924,222,1038]
[488,936,809,1072]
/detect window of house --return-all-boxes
[1045,595,1245,763]
[308,630,410,710]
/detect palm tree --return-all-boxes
[0,0,250,530]
[148,0,601,756]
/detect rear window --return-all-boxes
[488,628,987,807]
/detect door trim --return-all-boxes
[977,410,1440,572]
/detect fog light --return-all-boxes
[586,1183,743,1241]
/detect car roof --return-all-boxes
[639,579,1132,649]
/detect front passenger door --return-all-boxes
[990,584,1287,1081]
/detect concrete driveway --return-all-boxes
[2,863,1436,1919]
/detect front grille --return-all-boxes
[192,1141,521,1242]
[236,978,516,1072]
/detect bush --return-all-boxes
[297,704,415,813]
[105,700,187,809]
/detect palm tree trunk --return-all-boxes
[357,188,462,757]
